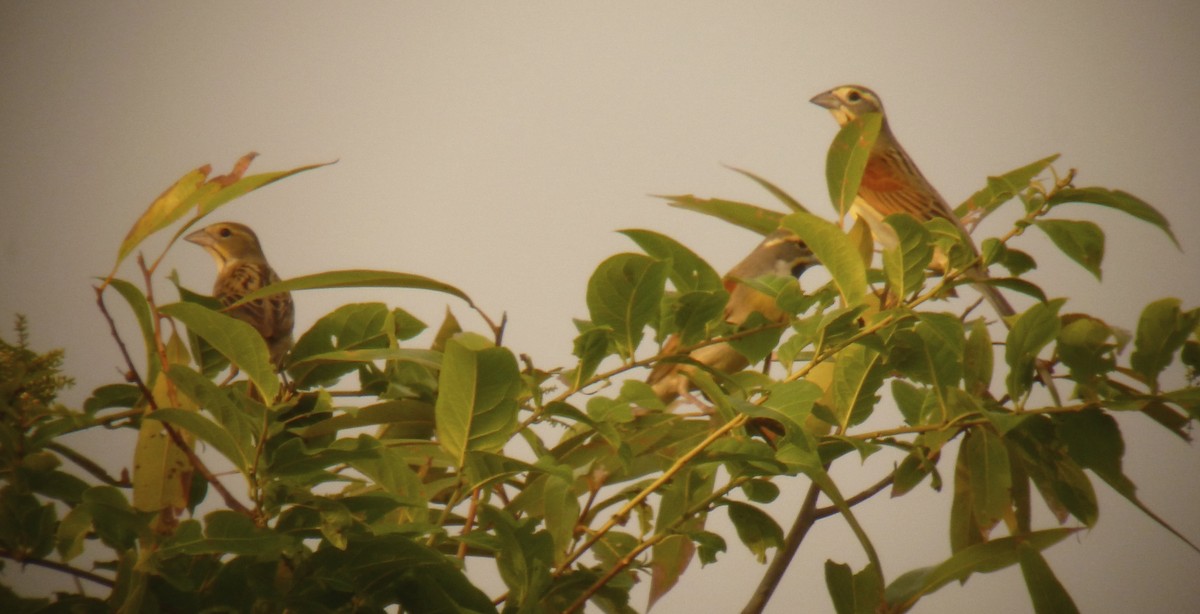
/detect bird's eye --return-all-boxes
[219,228,232,238]
[847,90,862,103]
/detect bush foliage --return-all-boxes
[2,122,1198,613]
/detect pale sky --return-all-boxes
[2,2,1199,612]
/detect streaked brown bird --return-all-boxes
[809,84,1012,318]
[185,222,294,370]
[811,84,1060,404]
[648,229,817,404]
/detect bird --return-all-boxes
[647,229,817,404]
[809,84,1009,315]
[185,222,294,370]
[810,84,1060,403]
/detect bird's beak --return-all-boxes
[809,90,839,110]
[184,228,213,247]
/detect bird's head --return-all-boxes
[729,229,815,282]
[809,84,884,127]
[184,221,268,269]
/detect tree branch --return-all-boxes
[741,478,823,614]
[0,550,115,588]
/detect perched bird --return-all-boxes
[809,84,1010,316]
[810,84,1060,403]
[185,222,294,370]
[648,229,816,404]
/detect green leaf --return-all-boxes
[882,214,933,299]
[726,165,810,213]
[166,365,260,450]
[159,302,278,400]
[289,302,390,388]
[586,253,669,357]
[189,158,336,220]
[891,380,927,427]
[954,155,1060,219]
[268,435,379,477]
[620,229,723,293]
[728,311,786,365]
[826,560,883,614]
[79,486,144,551]
[964,427,1011,528]
[1047,187,1178,248]
[660,194,785,235]
[651,468,714,608]
[749,379,823,433]
[925,217,976,271]
[1034,219,1105,279]
[825,112,883,221]
[310,399,434,441]
[232,269,473,309]
[482,507,553,608]
[291,347,440,369]
[971,276,1048,304]
[673,290,729,346]
[568,326,612,389]
[987,242,1037,276]
[112,164,210,272]
[435,333,521,468]
[303,534,498,613]
[0,490,56,559]
[963,318,994,397]
[826,560,856,614]
[147,408,248,472]
[782,211,867,307]
[1131,298,1200,391]
[1008,417,1098,527]
[106,278,160,384]
[542,472,582,564]
[159,508,295,556]
[1005,299,1065,402]
[726,501,783,564]
[1055,409,1200,552]
[915,312,965,389]
[884,529,1077,610]
[832,343,885,429]
[1019,542,1081,614]
[1056,316,1115,384]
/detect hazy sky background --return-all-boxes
[2,2,1198,612]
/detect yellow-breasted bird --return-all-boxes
[647,229,817,404]
[185,222,294,370]
[809,84,1013,318]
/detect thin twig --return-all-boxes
[457,487,483,560]
[557,475,753,613]
[95,284,252,517]
[813,472,895,520]
[553,414,749,577]
[741,478,823,614]
[46,442,129,487]
[0,550,115,588]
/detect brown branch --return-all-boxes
[741,478,823,614]
[94,287,155,406]
[456,487,483,560]
[158,421,253,516]
[558,475,753,613]
[0,550,115,588]
[562,532,668,614]
[46,442,129,487]
[814,472,895,520]
[96,283,252,517]
[553,414,749,577]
